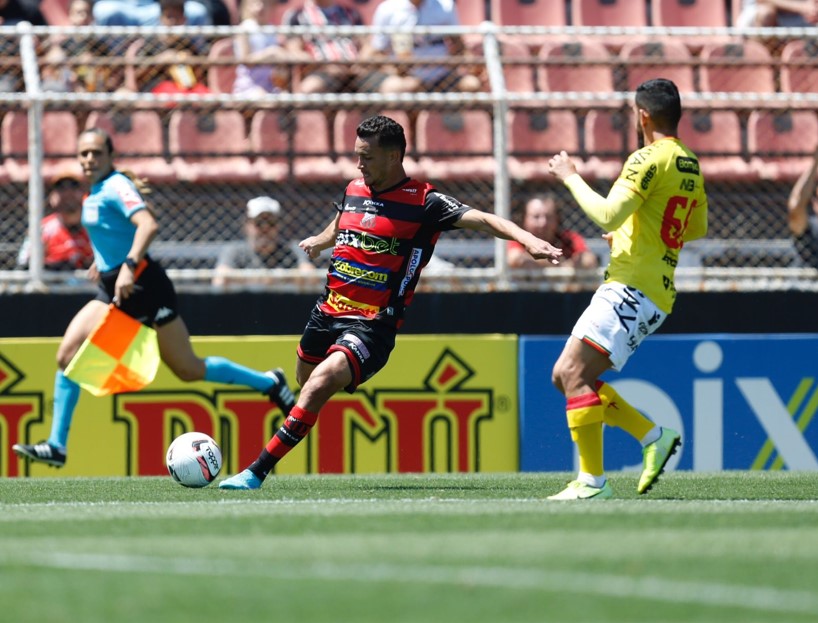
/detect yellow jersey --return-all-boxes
[604,137,708,313]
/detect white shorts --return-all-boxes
[571,282,667,371]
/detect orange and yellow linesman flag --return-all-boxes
[64,304,160,397]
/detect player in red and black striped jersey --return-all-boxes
[220,114,562,489]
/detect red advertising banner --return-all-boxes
[0,335,519,477]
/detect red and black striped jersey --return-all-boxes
[318,177,470,328]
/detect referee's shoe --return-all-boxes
[13,441,67,468]
[265,368,296,416]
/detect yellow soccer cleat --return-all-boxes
[638,427,681,494]
[547,479,613,500]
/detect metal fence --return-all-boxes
[1,22,818,293]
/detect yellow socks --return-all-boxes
[596,381,656,442]
[566,392,606,477]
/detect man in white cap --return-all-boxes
[213,196,314,286]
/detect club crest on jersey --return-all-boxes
[360,212,377,229]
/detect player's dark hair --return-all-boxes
[635,78,682,133]
[357,115,406,160]
[80,127,153,196]
[80,127,114,156]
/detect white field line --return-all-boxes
[1,498,817,522]
[3,551,817,616]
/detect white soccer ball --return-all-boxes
[166,432,222,488]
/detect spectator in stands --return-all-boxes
[233,0,289,95]
[787,144,818,268]
[124,0,211,95]
[213,196,315,287]
[736,0,818,27]
[509,194,598,271]
[281,0,369,94]
[362,0,482,94]
[93,0,212,26]
[0,0,48,92]
[17,171,94,271]
[41,0,122,93]
[0,0,46,25]
[218,114,562,490]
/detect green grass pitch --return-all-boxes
[1,472,817,623]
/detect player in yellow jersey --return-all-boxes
[546,78,708,499]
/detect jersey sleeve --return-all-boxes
[108,174,147,218]
[425,191,471,230]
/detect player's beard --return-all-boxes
[636,125,645,149]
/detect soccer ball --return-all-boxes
[166,432,222,488]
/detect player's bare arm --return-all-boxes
[299,213,341,259]
[455,208,562,264]
[787,145,818,236]
[116,209,158,304]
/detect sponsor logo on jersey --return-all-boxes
[325,290,380,316]
[640,164,657,190]
[360,212,377,229]
[676,157,700,175]
[341,333,371,360]
[398,248,423,296]
[337,231,399,255]
[332,258,389,289]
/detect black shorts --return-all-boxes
[95,256,179,327]
[297,306,396,393]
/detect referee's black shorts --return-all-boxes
[96,256,179,327]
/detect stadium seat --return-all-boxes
[490,0,566,26]
[571,0,648,27]
[333,109,419,178]
[415,110,495,180]
[168,110,257,182]
[249,110,290,181]
[537,40,616,107]
[748,110,818,181]
[289,110,341,180]
[582,109,635,179]
[207,37,236,94]
[250,110,340,181]
[499,38,536,92]
[507,109,580,180]
[85,110,174,183]
[699,40,775,103]
[678,109,751,181]
[455,0,486,25]
[651,0,729,27]
[1,110,80,183]
[40,0,70,25]
[619,39,696,94]
[780,39,818,94]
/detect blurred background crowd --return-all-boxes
[1,0,817,290]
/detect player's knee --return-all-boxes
[295,364,311,388]
[551,365,566,394]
